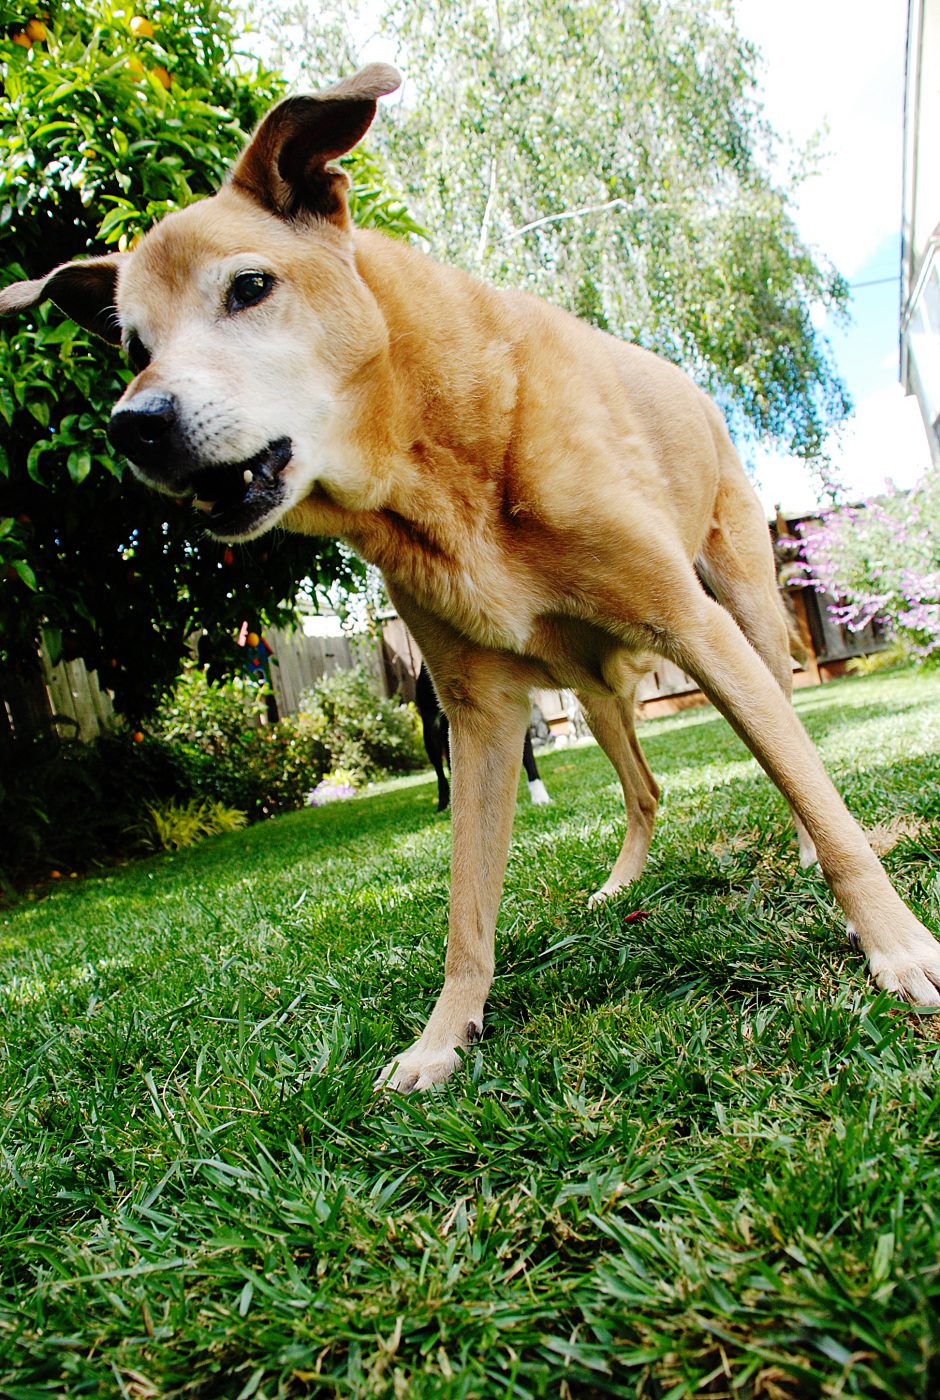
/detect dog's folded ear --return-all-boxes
[230,62,401,227]
[0,254,125,343]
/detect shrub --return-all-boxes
[798,469,940,664]
[141,798,248,852]
[298,665,425,782]
[150,665,326,817]
[0,662,425,890]
[152,665,268,757]
[239,713,331,817]
[0,730,207,886]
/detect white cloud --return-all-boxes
[753,385,932,514]
[735,0,906,277]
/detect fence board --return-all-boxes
[40,648,115,741]
[267,626,386,716]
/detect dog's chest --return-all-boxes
[348,509,541,653]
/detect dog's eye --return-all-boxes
[126,334,151,374]
[227,270,275,313]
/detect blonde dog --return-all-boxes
[3,65,939,1091]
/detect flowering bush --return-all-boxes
[307,770,360,806]
[798,469,940,663]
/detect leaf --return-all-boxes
[11,559,37,590]
[67,449,92,484]
[25,438,55,483]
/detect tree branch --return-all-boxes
[503,197,629,242]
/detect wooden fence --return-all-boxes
[0,642,114,745]
[266,625,386,716]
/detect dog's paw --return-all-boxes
[857,924,940,1007]
[798,837,819,871]
[528,778,552,806]
[374,1021,481,1093]
[587,878,629,908]
[374,1044,461,1093]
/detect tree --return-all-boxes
[259,0,850,463]
[0,0,417,721]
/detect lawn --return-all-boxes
[2,669,940,1398]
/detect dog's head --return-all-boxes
[0,64,401,541]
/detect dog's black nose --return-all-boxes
[108,395,178,466]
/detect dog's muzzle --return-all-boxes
[108,397,293,539]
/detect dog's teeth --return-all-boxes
[243,470,253,484]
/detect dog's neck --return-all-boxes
[283,229,546,649]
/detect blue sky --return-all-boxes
[831,237,902,403]
[736,0,933,510]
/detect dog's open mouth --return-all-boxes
[188,437,293,538]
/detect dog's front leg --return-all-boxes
[376,657,532,1092]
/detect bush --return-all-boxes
[298,665,425,782]
[150,665,328,817]
[141,798,248,852]
[0,662,425,890]
[149,662,425,818]
[0,730,206,886]
[798,469,940,664]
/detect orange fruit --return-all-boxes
[127,53,145,77]
[25,19,47,41]
[247,631,260,647]
[12,32,31,48]
[152,64,171,89]
[50,869,62,879]
[132,730,145,743]
[129,16,154,38]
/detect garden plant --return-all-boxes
[798,466,940,666]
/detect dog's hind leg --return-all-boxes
[424,711,451,811]
[578,675,660,906]
[658,574,940,1005]
[696,470,818,870]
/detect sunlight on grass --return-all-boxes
[2,670,940,1395]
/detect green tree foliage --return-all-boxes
[265,0,850,461]
[0,0,415,721]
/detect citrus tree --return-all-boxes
[0,0,417,722]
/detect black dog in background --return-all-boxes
[415,662,551,812]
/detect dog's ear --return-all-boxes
[230,63,401,227]
[0,254,126,344]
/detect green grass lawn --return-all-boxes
[3,669,940,1398]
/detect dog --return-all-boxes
[416,660,550,811]
[3,64,939,1093]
